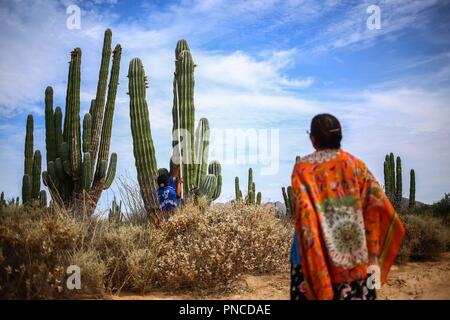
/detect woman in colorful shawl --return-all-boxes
[290,114,405,300]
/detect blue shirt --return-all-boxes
[157,186,178,211]
[168,176,176,189]
[290,232,301,265]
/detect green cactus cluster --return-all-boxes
[282,186,293,217]
[21,115,46,205]
[42,29,121,215]
[383,152,415,212]
[129,39,222,217]
[234,168,261,205]
[108,196,122,224]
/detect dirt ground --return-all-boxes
[107,252,450,300]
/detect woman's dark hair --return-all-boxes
[310,113,342,149]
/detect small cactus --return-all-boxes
[108,196,122,224]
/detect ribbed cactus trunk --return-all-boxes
[235,177,242,201]
[45,87,57,165]
[22,115,45,205]
[24,115,33,178]
[128,57,159,217]
[42,29,120,216]
[395,156,402,210]
[172,40,196,196]
[389,153,395,203]
[90,29,112,165]
[193,118,210,188]
[282,186,293,217]
[208,161,222,201]
[409,169,415,210]
[196,174,217,200]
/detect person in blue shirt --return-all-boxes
[157,165,182,212]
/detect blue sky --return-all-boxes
[1,0,450,211]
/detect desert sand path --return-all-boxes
[107,253,450,300]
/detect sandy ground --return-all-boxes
[107,253,450,300]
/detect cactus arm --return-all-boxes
[54,106,63,158]
[193,118,210,188]
[90,29,112,165]
[173,39,195,195]
[235,176,241,201]
[95,44,121,179]
[82,113,92,154]
[24,115,34,177]
[128,57,159,214]
[81,152,92,191]
[22,175,31,204]
[31,150,42,199]
[256,192,262,205]
[103,153,117,189]
[45,87,57,164]
[67,48,82,178]
[409,169,415,210]
[196,174,217,199]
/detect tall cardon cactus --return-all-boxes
[42,29,121,215]
[128,57,159,217]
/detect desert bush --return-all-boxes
[0,203,92,298]
[396,214,449,263]
[1,191,291,298]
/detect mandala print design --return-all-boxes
[301,149,340,164]
[319,204,368,269]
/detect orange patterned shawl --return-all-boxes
[291,149,405,300]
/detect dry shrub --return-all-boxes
[396,214,449,263]
[151,201,291,291]
[66,249,106,296]
[0,203,89,299]
[1,194,291,298]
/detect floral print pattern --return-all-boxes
[291,149,405,300]
[291,264,376,301]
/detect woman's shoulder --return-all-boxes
[297,148,341,165]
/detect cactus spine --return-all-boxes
[128,57,159,216]
[42,29,120,215]
[409,169,415,210]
